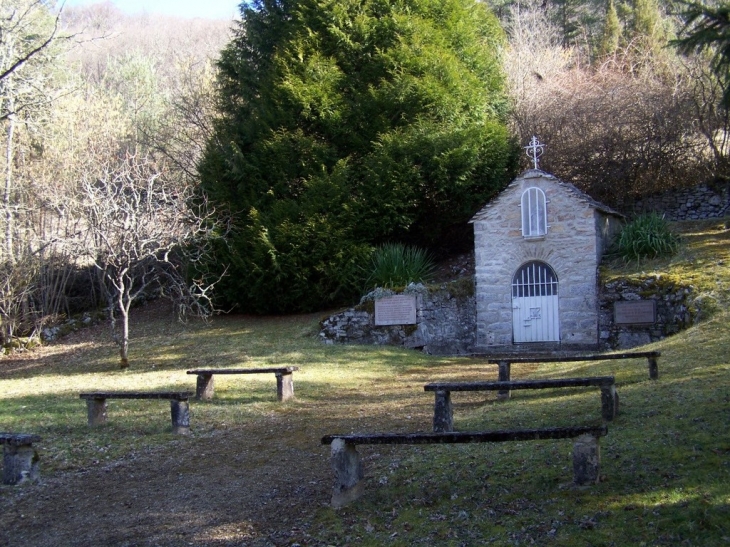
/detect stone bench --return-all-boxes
[79,392,193,434]
[322,425,608,508]
[186,367,299,401]
[424,376,618,432]
[1,433,41,485]
[486,351,661,384]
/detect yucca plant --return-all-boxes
[617,212,680,262]
[366,243,436,290]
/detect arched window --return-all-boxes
[521,187,547,237]
[512,261,559,298]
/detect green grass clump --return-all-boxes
[617,213,681,262]
[366,243,436,291]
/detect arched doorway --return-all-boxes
[512,261,560,343]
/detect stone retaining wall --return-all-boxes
[320,276,700,353]
[319,282,476,355]
[598,276,697,350]
[633,181,730,221]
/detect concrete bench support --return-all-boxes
[186,367,299,401]
[1,434,41,485]
[275,371,295,401]
[648,355,659,380]
[573,433,601,485]
[497,360,511,400]
[170,400,191,435]
[195,373,215,400]
[330,438,365,509]
[433,390,453,433]
[85,397,107,426]
[323,426,607,507]
[426,377,618,433]
[80,392,193,435]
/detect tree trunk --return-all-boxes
[4,104,15,265]
[119,309,129,369]
[117,278,130,369]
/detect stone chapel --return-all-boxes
[470,168,624,351]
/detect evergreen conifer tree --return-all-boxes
[199,0,516,313]
[674,1,730,106]
[599,0,622,56]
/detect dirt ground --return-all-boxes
[0,309,347,547]
[0,256,477,546]
[0,403,338,546]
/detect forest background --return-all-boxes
[1,0,728,357]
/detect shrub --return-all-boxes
[366,243,436,291]
[617,213,680,261]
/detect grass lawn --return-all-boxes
[0,218,728,546]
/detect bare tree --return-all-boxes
[503,1,721,208]
[74,151,224,368]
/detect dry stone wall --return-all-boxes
[598,276,697,349]
[319,282,476,355]
[634,181,730,221]
[320,275,700,353]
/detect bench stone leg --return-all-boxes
[3,443,40,485]
[196,373,215,400]
[170,400,190,435]
[86,398,107,426]
[572,433,601,485]
[433,390,453,432]
[330,438,364,508]
[600,385,619,421]
[648,357,659,380]
[497,360,511,400]
[276,372,295,402]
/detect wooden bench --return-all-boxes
[186,367,299,401]
[424,376,618,432]
[1,433,41,485]
[322,425,608,508]
[79,392,193,434]
[487,351,661,386]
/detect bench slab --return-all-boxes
[487,351,660,380]
[424,376,615,392]
[186,367,298,375]
[426,377,619,431]
[484,351,660,363]
[186,368,299,401]
[322,425,607,445]
[323,426,607,507]
[0,433,41,446]
[79,392,192,400]
[79,392,192,434]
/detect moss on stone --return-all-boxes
[355,300,375,314]
[404,324,418,336]
[440,276,475,299]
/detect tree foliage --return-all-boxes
[673,1,730,106]
[200,0,516,313]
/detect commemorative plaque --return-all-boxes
[374,294,417,326]
[614,300,656,325]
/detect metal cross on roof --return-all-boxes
[524,136,545,170]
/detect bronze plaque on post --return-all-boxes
[614,300,656,324]
[374,294,417,326]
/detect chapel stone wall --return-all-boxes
[473,171,602,350]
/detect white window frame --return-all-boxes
[521,187,547,238]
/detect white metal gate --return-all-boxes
[512,261,560,343]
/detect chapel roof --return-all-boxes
[469,169,624,223]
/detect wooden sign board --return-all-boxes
[614,300,656,325]
[374,294,417,326]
